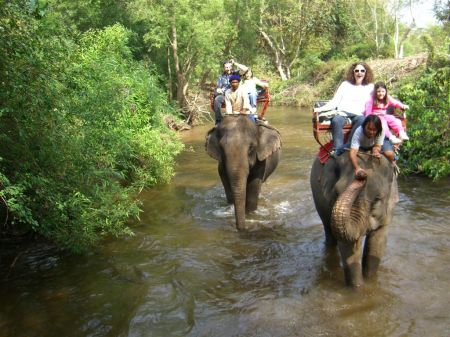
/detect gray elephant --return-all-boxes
[206,115,282,230]
[310,152,399,287]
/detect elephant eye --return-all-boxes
[370,197,382,211]
[372,196,381,203]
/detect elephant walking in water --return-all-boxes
[310,152,399,287]
[206,116,282,230]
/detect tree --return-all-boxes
[345,0,393,57]
[254,0,334,80]
[0,2,183,250]
[397,57,450,179]
[128,0,232,114]
[47,0,132,31]
[433,0,450,32]
[389,0,418,59]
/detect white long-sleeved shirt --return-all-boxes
[241,77,268,94]
[316,81,374,116]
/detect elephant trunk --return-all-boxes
[232,182,247,230]
[226,163,249,230]
[331,175,368,242]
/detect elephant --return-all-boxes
[310,151,399,287]
[206,115,282,230]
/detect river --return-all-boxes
[0,107,449,337]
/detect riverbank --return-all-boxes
[2,105,449,337]
[193,54,428,121]
[269,54,428,107]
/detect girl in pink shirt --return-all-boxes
[365,82,410,144]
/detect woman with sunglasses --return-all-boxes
[314,62,374,155]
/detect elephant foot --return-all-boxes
[245,196,258,213]
[344,263,364,288]
[245,205,257,213]
[236,221,258,231]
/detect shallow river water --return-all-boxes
[1,107,449,337]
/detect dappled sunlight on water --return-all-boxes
[0,107,449,337]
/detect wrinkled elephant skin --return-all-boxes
[206,116,282,230]
[310,152,399,287]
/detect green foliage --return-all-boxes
[1,0,448,250]
[396,56,450,180]
[128,0,233,95]
[0,2,183,251]
[269,59,349,106]
[433,0,450,26]
[47,0,131,32]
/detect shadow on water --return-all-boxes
[1,107,449,337]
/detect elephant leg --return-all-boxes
[246,176,262,212]
[363,225,388,278]
[316,210,336,246]
[323,226,337,247]
[338,238,364,287]
[317,210,336,247]
[310,166,336,246]
[218,162,233,204]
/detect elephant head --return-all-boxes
[310,152,398,286]
[206,116,281,230]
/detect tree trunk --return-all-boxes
[398,43,404,59]
[394,9,400,58]
[276,63,288,81]
[398,27,413,59]
[259,28,288,80]
[393,0,415,59]
[170,13,188,109]
[369,1,380,56]
[167,47,173,101]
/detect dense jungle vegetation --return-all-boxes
[0,0,448,251]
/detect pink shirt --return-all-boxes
[365,95,406,116]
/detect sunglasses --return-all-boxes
[354,69,366,73]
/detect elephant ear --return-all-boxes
[205,127,221,161]
[256,124,282,161]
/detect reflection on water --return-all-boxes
[1,107,449,337]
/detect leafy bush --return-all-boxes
[0,3,183,251]
[396,56,450,180]
[270,59,348,106]
[343,42,376,60]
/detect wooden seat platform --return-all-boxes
[312,100,407,150]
